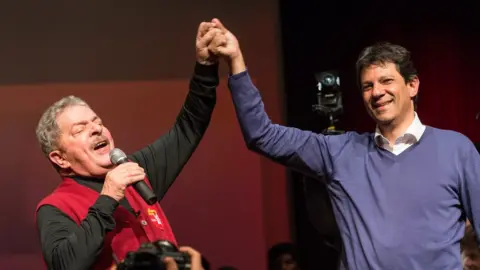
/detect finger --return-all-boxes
[215,46,231,55]
[211,18,228,33]
[118,162,144,172]
[116,162,140,169]
[208,45,228,56]
[120,167,146,184]
[210,33,227,47]
[119,168,144,178]
[196,22,215,40]
[198,28,221,48]
[207,43,221,55]
[197,28,222,48]
[127,176,146,186]
[207,34,227,55]
[126,168,146,179]
[127,168,146,177]
[163,257,179,270]
[211,43,232,57]
[178,246,202,266]
[114,163,136,175]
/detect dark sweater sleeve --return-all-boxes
[129,62,218,200]
[36,195,119,270]
[227,70,350,179]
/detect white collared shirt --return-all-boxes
[374,113,426,155]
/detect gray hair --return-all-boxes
[36,95,89,157]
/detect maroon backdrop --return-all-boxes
[0,1,290,269]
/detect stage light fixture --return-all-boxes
[312,69,344,135]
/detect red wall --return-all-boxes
[0,1,290,269]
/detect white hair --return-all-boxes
[35,95,89,156]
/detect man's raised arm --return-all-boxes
[208,18,351,178]
[129,23,224,199]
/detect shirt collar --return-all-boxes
[374,112,426,145]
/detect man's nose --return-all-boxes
[464,257,475,267]
[90,122,103,135]
[372,84,385,97]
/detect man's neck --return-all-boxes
[72,174,105,182]
[60,170,106,181]
[378,111,415,144]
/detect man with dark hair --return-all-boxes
[268,243,300,270]
[461,221,480,270]
[356,42,419,110]
[204,19,480,269]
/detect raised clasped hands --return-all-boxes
[195,18,243,71]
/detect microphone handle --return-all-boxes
[115,156,157,205]
[132,180,158,205]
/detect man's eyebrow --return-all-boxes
[71,116,99,127]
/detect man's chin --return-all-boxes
[370,112,393,124]
[92,155,113,168]
[103,163,115,170]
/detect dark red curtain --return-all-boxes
[369,23,480,142]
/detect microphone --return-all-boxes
[109,148,158,205]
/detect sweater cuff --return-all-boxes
[93,195,119,216]
[194,61,219,78]
[228,69,249,81]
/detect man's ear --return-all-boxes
[407,76,419,98]
[49,150,71,169]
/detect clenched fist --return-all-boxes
[196,22,222,65]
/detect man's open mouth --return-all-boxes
[93,140,109,150]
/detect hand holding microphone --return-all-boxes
[100,148,158,205]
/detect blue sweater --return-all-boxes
[228,70,480,270]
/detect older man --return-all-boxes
[206,19,480,269]
[34,22,222,270]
